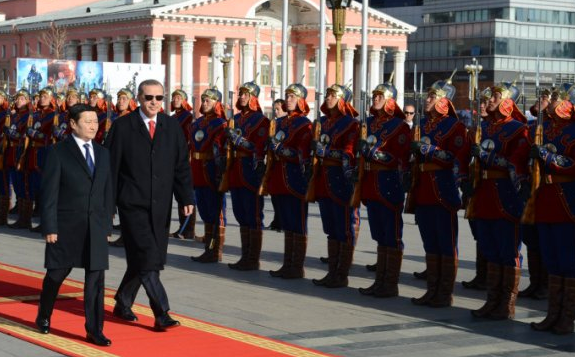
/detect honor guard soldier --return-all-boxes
[226,81,270,271]
[529,84,575,334]
[356,81,411,297]
[169,89,201,241]
[518,88,554,300]
[88,88,110,144]
[25,86,58,231]
[467,82,530,320]
[408,73,468,308]
[0,88,10,224]
[267,83,313,279]
[5,89,32,228]
[308,84,359,288]
[53,87,82,142]
[190,86,228,263]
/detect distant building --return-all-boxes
[360,0,575,109]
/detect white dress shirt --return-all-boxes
[72,134,95,165]
[139,108,157,133]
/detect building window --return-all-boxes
[12,44,17,57]
[37,42,41,55]
[207,52,213,86]
[308,56,316,87]
[260,55,270,85]
[24,43,30,56]
[276,55,282,87]
[1,45,5,58]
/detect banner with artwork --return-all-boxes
[17,58,165,104]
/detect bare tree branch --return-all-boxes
[36,22,68,59]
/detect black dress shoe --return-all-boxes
[113,305,138,322]
[30,224,42,233]
[87,332,112,346]
[35,317,50,334]
[154,313,180,331]
[113,224,121,230]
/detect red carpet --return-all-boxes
[0,263,337,357]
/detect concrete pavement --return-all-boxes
[1,196,574,357]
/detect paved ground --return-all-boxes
[1,197,574,357]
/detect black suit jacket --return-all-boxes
[40,136,113,271]
[105,109,194,270]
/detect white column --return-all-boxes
[167,37,177,97]
[241,42,254,83]
[393,49,407,108]
[65,40,79,61]
[211,41,225,91]
[342,46,355,88]
[181,37,195,99]
[96,38,110,62]
[130,35,145,63]
[380,49,387,83]
[112,36,127,63]
[368,47,381,92]
[295,44,307,85]
[226,39,236,91]
[147,37,163,65]
[80,39,94,61]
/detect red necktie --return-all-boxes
[149,120,155,139]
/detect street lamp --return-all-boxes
[219,52,234,118]
[326,0,353,85]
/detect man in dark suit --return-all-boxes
[36,104,113,347]
[105,79,195,331]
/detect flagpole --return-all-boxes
[318,0,326,120]
[360,0,368,116]
[281,0,288,94]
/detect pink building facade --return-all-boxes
[0,0,415,114]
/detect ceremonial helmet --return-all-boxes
[66,86,81,98]
[171,89,188,101]
[15,88,31,101]
[0,87,8,100]
[239,81,261,98]
[491,80,521,102]
[201,85,222,102]
[372,71,397,100]
[326,84,347,100]
[39,86,55,97]
[89,88,106,100]
[322,84,347,116]
[428,68,457,101]
[118,87,135,100]
[285,83,308,100]
[549,83,575,120]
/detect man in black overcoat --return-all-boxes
[105,79,195,331]
[37,104,114,346]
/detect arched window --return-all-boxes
[261,54,271,85]
[207,52,213,86]
[308,56,316,87]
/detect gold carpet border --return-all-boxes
[1,264,332,357]
[0,316,119,357]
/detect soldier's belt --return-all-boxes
[233,151,251,158]
[545,174,575,184]
[419,163,443,172]
[321,158,341,167]
[481,170,508,180]
[364,162,396,171]
[192,152,214,160]
[31,141,46,148]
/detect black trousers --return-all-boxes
[38,268,105,334]
[114,268,169,317]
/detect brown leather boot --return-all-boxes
[552,277,575,335]
[428,255,457,307]
[228,226,250,270]
[532,259,549,300]
[283,233,307,279]
[359,246,387,296]
[471,262,503,318]
[0,196,10,225]
[519,249,544,298]
[326,242,354,288]
[9,198,33,229]
[462,243,487,290]
[411,254,440,305]
[312,239,340,286]
[270,231,294,278]
[531,275,563,331]
[487,265,520,320]
[374,247,403,298]
[234,229,262,271]
[192,223,223,263]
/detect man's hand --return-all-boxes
[529,145,544,160]
[471,143,484,158]
[183,205,194,216]
[410,141,424,155]
[45,234,58,243]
